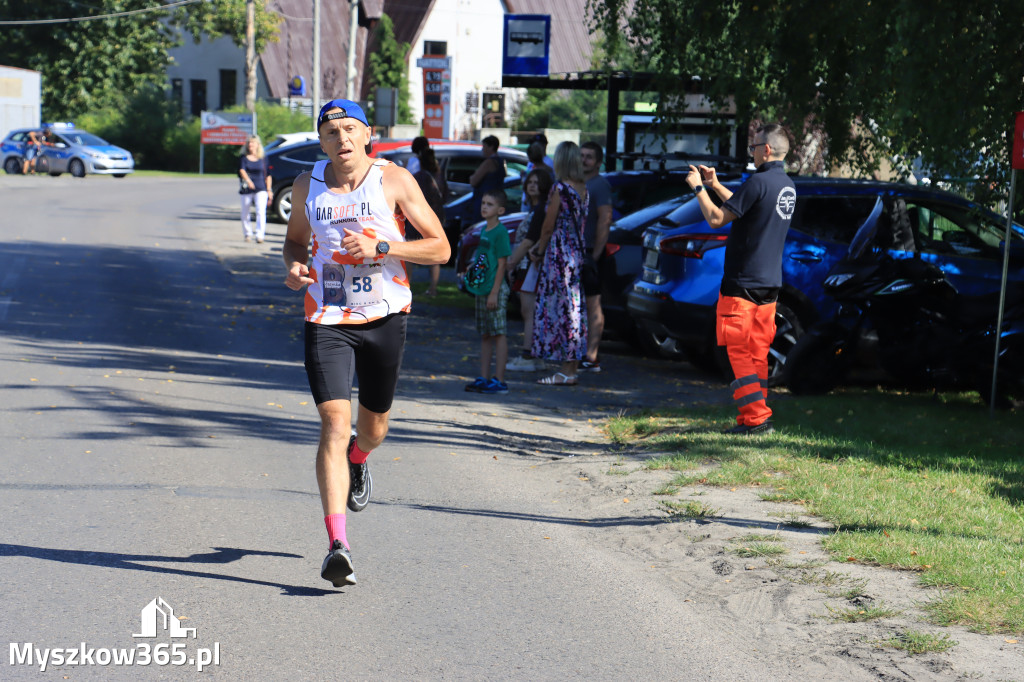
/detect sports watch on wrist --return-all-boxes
[694,185,705,193]
[375,241,390,256]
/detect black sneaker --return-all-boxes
[724,420,775,436]
[320,539,357,587]
[347,431,372,512]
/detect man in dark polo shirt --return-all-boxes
[685,123,796,435]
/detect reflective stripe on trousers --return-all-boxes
[717,294,775,426]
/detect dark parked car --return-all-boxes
[266,138,528,222]
[627,178,1024,382]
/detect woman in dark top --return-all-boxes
[410,148,446,295]
[239,135,273,243]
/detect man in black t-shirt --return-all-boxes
[685,124,796,435]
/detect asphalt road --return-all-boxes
[0,173,788,680]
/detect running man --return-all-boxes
[283,99,450,587]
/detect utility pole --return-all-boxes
[346,0,358,100]
[245,0,256,111]
[312,0,320,129]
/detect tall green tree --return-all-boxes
[588,0,1024,185]
[0,0,179,117]
[179,0,281,60]
[0,0,280,120]
[367,13,413,125]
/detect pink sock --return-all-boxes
[348,439,371,465]
[324,514,348,550]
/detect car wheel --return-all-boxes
[636,328,686,361]
[69,159,86,178]
[785,325,849,395]
[767,302,805,387]
[3,157,22,175]
[273,184,293,223]
[713,301,806,385]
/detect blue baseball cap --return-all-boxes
[316,99,370,131]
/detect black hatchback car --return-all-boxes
[265,139,528,223]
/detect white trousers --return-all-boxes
[241,191,268,240]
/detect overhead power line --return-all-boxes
[0,0,205,26]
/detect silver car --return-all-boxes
[35,125,134,178]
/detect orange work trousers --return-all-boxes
[716,294,776,426]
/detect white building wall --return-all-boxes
[167,33,270,116]
[408,0,516,140]
[0,65,41,139]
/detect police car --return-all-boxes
[1,122,134,177]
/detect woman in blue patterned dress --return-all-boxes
[528,141,589,385]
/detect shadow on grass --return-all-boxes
[616,388,1024,507]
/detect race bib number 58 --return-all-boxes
[322,262,383,308]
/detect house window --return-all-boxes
[171,78,183,107]
[219,70,237,109]
[189,79,207,118]
[423,41,447,56]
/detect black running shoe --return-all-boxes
[724,420,775,436]
[320,539,356,587]
[347,431,372,512]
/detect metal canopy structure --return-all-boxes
[502,70,745,171]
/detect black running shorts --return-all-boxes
[304,313,407,412]
[581,254,606,297]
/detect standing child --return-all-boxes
[464,190,512,394]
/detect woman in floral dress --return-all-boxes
[529,141,589,385]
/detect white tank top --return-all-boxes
[303,159,410,324]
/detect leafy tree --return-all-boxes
[588,0,1024,188]
[179,0,280,55]
[367,13,413,126]
[0,0,280,120]
[0,0,179,117]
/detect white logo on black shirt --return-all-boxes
[777,187,797,220]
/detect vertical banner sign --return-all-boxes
[992,111,1024,414]
[1012,111,1024,170]
[502,14,550,77]
[416,56,452,139]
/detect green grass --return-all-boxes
[878,630,958,655]
[652,483,679,496]
[826,602,901,622]
[732,542,787,558]
[660,500,720,519]
[410,280,475,310]
[608,388,1024,634]
[132,170,237,179]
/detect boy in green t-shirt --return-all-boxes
[465,190,512,395]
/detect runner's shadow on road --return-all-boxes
[0,544,338,597]
[385,418,595,456]
[381,502,673,528]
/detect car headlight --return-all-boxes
[85,149,105,159]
